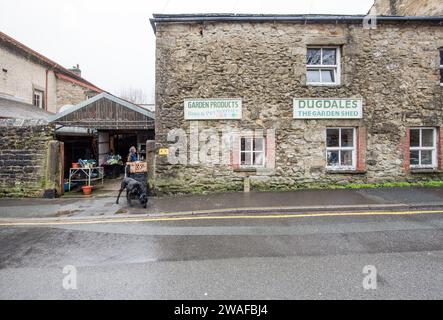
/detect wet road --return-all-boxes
[0,212,442,299]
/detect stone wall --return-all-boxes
[56,78,98,109]
[371,0,443,16]
[0,119,57,197]
[154,20,443,194]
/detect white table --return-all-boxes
[68,167,104,191]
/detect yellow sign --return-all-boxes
[158,148,169,156]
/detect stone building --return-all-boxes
[0,31,103,197]
[0,31,102,113]
[151,14,443,194]
[371,0,443,16]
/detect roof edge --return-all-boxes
[150,13,443,32]
[55,72,103,93]
[49,92,155,123]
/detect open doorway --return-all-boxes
[114,133,137,163]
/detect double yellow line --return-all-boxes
[1,209,443,227]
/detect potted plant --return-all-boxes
[82,185,93,195]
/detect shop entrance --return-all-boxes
[59,135,95,178]
[98,130,153,179]
[50,92,155,194]
[115,133,137,161]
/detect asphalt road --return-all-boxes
[0,212,442,299]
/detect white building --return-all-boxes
[0,31,102,114]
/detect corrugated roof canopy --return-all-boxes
[50,92,155,130]
[0,96,52,121]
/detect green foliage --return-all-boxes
[250,180,443,193]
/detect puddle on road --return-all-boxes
[53,210,81,217]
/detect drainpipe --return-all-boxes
[45,69,49,111]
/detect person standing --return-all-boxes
[127,146,138,162]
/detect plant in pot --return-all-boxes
[82,185,93,195]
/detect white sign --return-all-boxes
[184,99,242,120]
[293,98,363,119]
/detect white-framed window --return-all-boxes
[439,49,443,85]
[33,89,44,109]
[306,47,340,85]
[409,128,437,168]
[240,136,265,167]
[326,128,356,170]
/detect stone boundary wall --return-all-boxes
[0,119,58,197]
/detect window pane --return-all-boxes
[327,151,339,166]
[326,129,339,147]
[320,69,335,83]
[341,129,354,147]
[307,48,321,65]
[254,152,264,166]
[410,129,420,147]
[340,150,353,166]
[241,138,252,152]
[410,150,419,165]
[440,69,443,83]
[241,138,246,152]
[254,138,264,151]
[245,138,252,151]
[421,150,433,165]
[241,152,251,166]
[307,69,320,82]
[322,49,336,65]
[440,50,443,66]
[422,129,434,147]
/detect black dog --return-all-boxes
[116,177,148,208]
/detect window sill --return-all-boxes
[326,169,366,174]
[306,83,341,87]
[410,168,441,174]
[234,167,262,173]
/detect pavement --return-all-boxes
[0,211,442,299]
[0,187,443,221]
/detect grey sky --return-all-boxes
[0,0,374,103]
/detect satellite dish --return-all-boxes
[58,104,74,113]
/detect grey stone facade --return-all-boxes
[153,16,443,194]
